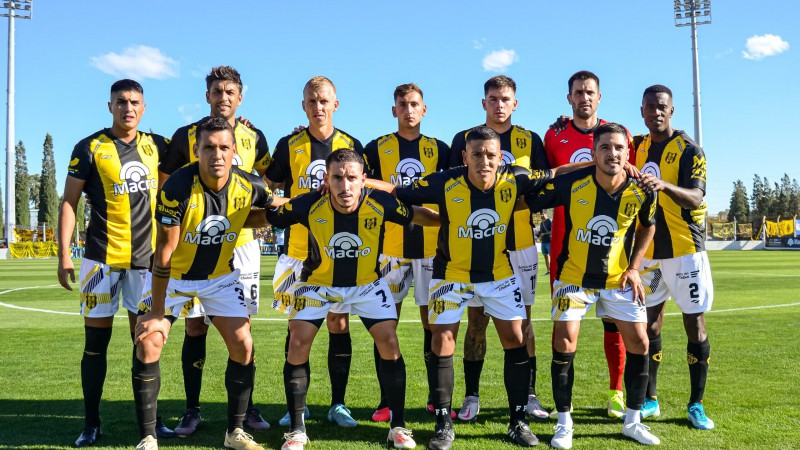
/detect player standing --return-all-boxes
[57,79,172,447]
[361,83,450,421]
[635,85,715,430]
[158,65,272,436]
[543,70,636,418]
[447,76,550,421]
[265,76,364,427]
[533,123,661,449]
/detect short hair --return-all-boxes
[394,83,423,101]
[592,123,628,149]
[466,126,501,146]
[643,84,673,99]
[484,75,516,95]
[304,76,336,96]
[110,79,143,95]
[567,70,600,93]
[325,149,364,172]
[206,66,243,92]
[195,116,234,143]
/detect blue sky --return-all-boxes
[0,0,796,215]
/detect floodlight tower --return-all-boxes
[674,0,711,149]
[1,0,31,245]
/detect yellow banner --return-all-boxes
[11,228,55,242]
[737,223,753,237]
[712,222,734,239]
[779,219,795,237]
[9,242,59,258]
[765,221,779,237]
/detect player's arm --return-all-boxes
[365,178,398,195]
[135,222,179,344]
[639,143,705,210]
[57,175,85,290]
[639,175,703,210]
[264,136,290,191]
[620,192,658,302]
[411,206,440,226]
[245,198,290,228]
[252,128,271,177]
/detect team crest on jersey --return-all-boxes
[183,215,237,245]
[624,203,637,217]
[665,152,677,164]
[392,158,425,186]
[298,159,326,189]
[423,146,434,158]
[570,148,593,163]
[240,138,252,150]
[458,209,507,239]
[113,161,156,196]
[325,232,371,258]
[142,143,154,156]
[233,196,246,210]
[500,188,513,203]
[576,215,619,246]
[364,218,377,230]
[515,137,527,149]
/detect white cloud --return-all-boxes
[742,34,789,61]
[715,48,733,59]
[91,45,179,80]
[473,38,487,50]
[482,49,518,72]
[177,103,202,123]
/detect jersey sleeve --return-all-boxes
[436,139,451,171]
[152,134,170,164]
[681,143,707,193]
[155,171,190,226]
[160,127,190,175]
[638,191,657,226]
[447,131,467,168]
[67,139,93,181]
[252,128,272,175]
[513,165,553,197]
[374,189,414,226]
[264,135,290,184]
[525,179,563,212]
[362,139,379,178]
[265,192,315,229]
[396,171,442,206]
[530,132,550,170]
[352,137,364,154]
[245,171,274,208]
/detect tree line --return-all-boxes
[728,174,800,224]
[0,134,85,241]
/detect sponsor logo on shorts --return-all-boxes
[391,158,425,186]
[576,215,619,246]
[114,161,156,196]
[458,209,507,239]
[297,159,326,190]
[325,232,371,258]
[184,216,238,245]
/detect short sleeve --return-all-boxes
[681,144,706,193]
[374,190,414,226]
[362,139,379,178]
[638,191,657,226]
[447,131,467,168]
[396,171,442,206]
[160,127,191,175]
[67,141,93,181]
[265,192,316,229]
[155,175,188,226]
[265,136,290,184]
[530,132,550,170]
[246,172,273,209]
[436,139,451,171]
[513,165,553,197]
[525,180,562,212]
[252,128,272,175]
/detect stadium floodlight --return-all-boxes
[1,0,32,245]
[674,0,711,149]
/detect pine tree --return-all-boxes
[728,180,749,223]
[38,134,60,229]
[791,179,800,217]
[14,140,30,228]
[28,173,40,209]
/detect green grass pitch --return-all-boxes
[1,251,799,449]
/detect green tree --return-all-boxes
[791,179,800,217]
[14,140,30,228]
[728,180,749,223]
[28,173,40,209]
[38,134,59,229]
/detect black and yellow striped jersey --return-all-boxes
[448,124,549,251]
[397,165,551,283]
[160,118,270,248]
[265,188,414,287]
[362,132,449,259]
[155,164,273,280]
[265,128,363,261]
[67,129,169,269]
[527,167,657,289]
[634,130,706,259]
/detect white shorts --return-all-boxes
[551,280,647,323]
[379,255,434,306]
[641,252,714,314]
[467,246,538,307]
[79,258,146,317]
[428,276,525,325]
[178,240,261,318]
[289,278,397,322]
[139,270,247,319]
[272,254,348,315]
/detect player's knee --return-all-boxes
[326,313,349,333]
[137,335,164,362]
[185,317,209,336]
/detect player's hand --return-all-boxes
[317,179,330,195]
[57,257,76,291]
[621,268,645,305]
[624,162,641,179]
[135,312,170,345]
[237,116,255,129]
[549,115,572,132]
[638,173,665,193]
[293,124,307,133]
